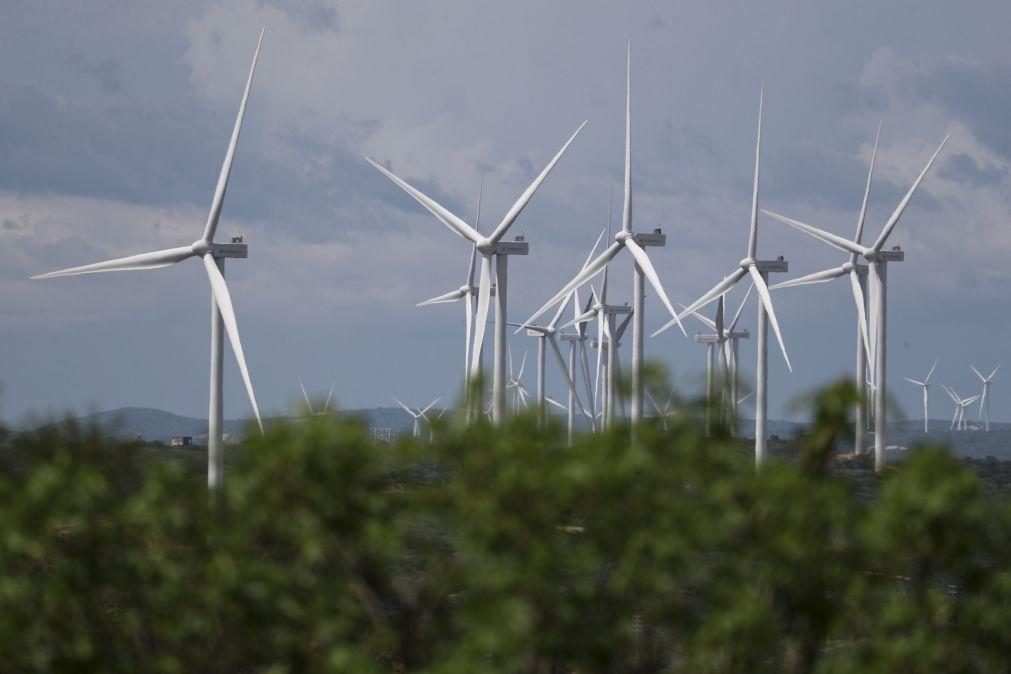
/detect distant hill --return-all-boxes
[56,406,416,444]
[33,409,1011,461]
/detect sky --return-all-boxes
[2,0,1011,425]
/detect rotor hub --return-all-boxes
[191,240,212,256]
[739,257,756,269]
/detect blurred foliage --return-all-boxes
[1,378,1010,672]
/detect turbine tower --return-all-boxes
[366,121,586,425]
[655,87,792,468]
[971,364,1000,432]
[903,359,937,434]
[763,132,949,471]
[770,126,880,454]
[33,30,266,490]
[519,43,686,430]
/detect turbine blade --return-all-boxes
[545,396,566,411]
[517,351,527,380]
[298,377,313,412]
[202,28,264,243]
[715,295,725,338]
[904,378,925,386]
[417,288,465,306]
[365,157,481,244]
[420,397,441,416]
[393,397,415,417]
[624,237,686,336]
[679,303,717,331]
[971,364,985,382]
[748,264,792,372]
[323,382,335,413]
[615,311,633,343]
[762,209,870,257]
[747,85,763,259]
[516,242,622,334]
[990,364,1001,380]
[854,122,881,247]
[728,283,754,334]
[464,291,473,380]
[926,359,938,383]
[849,269,871,360]
[32,246,194,279]
[653,267,747,338]
[623,41,633,234]
[465,244,478,288]
[871,135,950,252]
[548,334,593,428]
[769,266,847,290]
[470,255,492,377]
[489,120,588,243]
[203,254,262,432]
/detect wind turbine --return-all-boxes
[507,350,531,412]
[366,120,586,425]
[32,30,266,490]
[941,386,978,431]
[517,43,686,429]
[903,359,937,433]
[971,364,1000,432]
[681,285,752,433]
[298,377,335,416]
[770,126,880,454]
[654,87,792,468]
[763,131,949,471]
[393,397,440,438]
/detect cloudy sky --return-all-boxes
[3,1,1011,425]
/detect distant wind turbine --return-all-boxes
[298,377,335,416]
[32,29,267,490]
[393,397,440,438]
[941,386,978,431]
[971,364,1000,432]
[903,359,937,433]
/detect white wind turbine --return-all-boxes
[770,126,880,455]
[654,87,792,467]
[941,386,979,431]
[903,359,937,434]
[971,364,1000,432]
[763,131,949,471]
[298,377,335,416]
[507,350,531,412]
[519,44,686,430]
[366,120,586,425]
[681,285,752,433]
[32,30,266,490]
[393,397,440,438]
